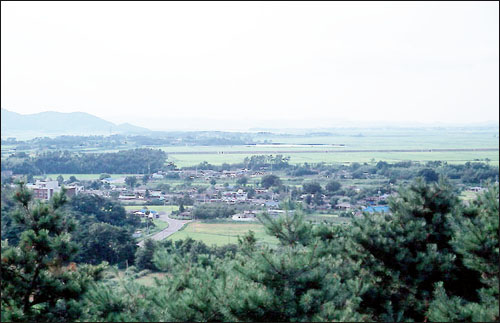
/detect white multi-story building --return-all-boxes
[26,180,60,200]
[26,180,83,200]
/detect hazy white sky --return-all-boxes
[1,1,499,130]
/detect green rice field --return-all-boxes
[168,222,278,246]
[167,150,499,167]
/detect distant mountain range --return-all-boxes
[2,108,498,140]
[1,109,151,139]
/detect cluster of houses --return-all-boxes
[154,168,257,181]
[132,208,159,219]
[112,186,272,205]
[6,167,492,222]
[8,175,390,218]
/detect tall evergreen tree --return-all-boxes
[135,238,158,271]
[427,183,499,322]
[349,177,483,321]
[1,183,105,321]
[225,211,369,322]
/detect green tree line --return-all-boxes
[1,148,167,175]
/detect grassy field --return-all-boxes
[259,130,499,149]
[459,191,479,202]
[167,150,499,167]
[168,221,278,246]
[135,272,167,287]
[3,128,498,168]
[160,128,499,167]
[309,213,340,217]
[156,129,499,152]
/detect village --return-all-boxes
[7,166,403,222]
[5,157,492,231]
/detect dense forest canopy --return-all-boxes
[1,148,167,174]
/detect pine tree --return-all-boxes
[1,182,106,321]
[152,255,232,321]
[135,238,158,271]
[225,210,369,322]
[82,267,161,322]
[349,177,483,321]
[427,183,499,322]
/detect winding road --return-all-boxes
[137,213,192,247]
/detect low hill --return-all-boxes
[1,109,151,139]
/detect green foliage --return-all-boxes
[155,183,170,193]
[261,174,282,189]
[78,223,137,267]
[302,181,322,194]
[236,176,248,185]
[125,176,137,189]
[325,180,341,193]
[418,168,439,182]
[1,185,23,245]
[227,210,369,322]
[99,173,111,180]
[68,195,141,266]
[313,192,324,205]
[70,194,140,228]
[258,211,312,247]
[427,183,499,322]
[349,178,484,321]
[1,183,106,321]
[191,203,236,220]
[68,194,141,265]
[2,148,167,175]
[82,267,161,322]
[135,239,158,271]
[2,178,498,322]
[244,154,291,171]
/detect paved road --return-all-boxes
[138,213,192,247]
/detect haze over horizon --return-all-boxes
[3,108,499,133]
[2,2,499,131]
